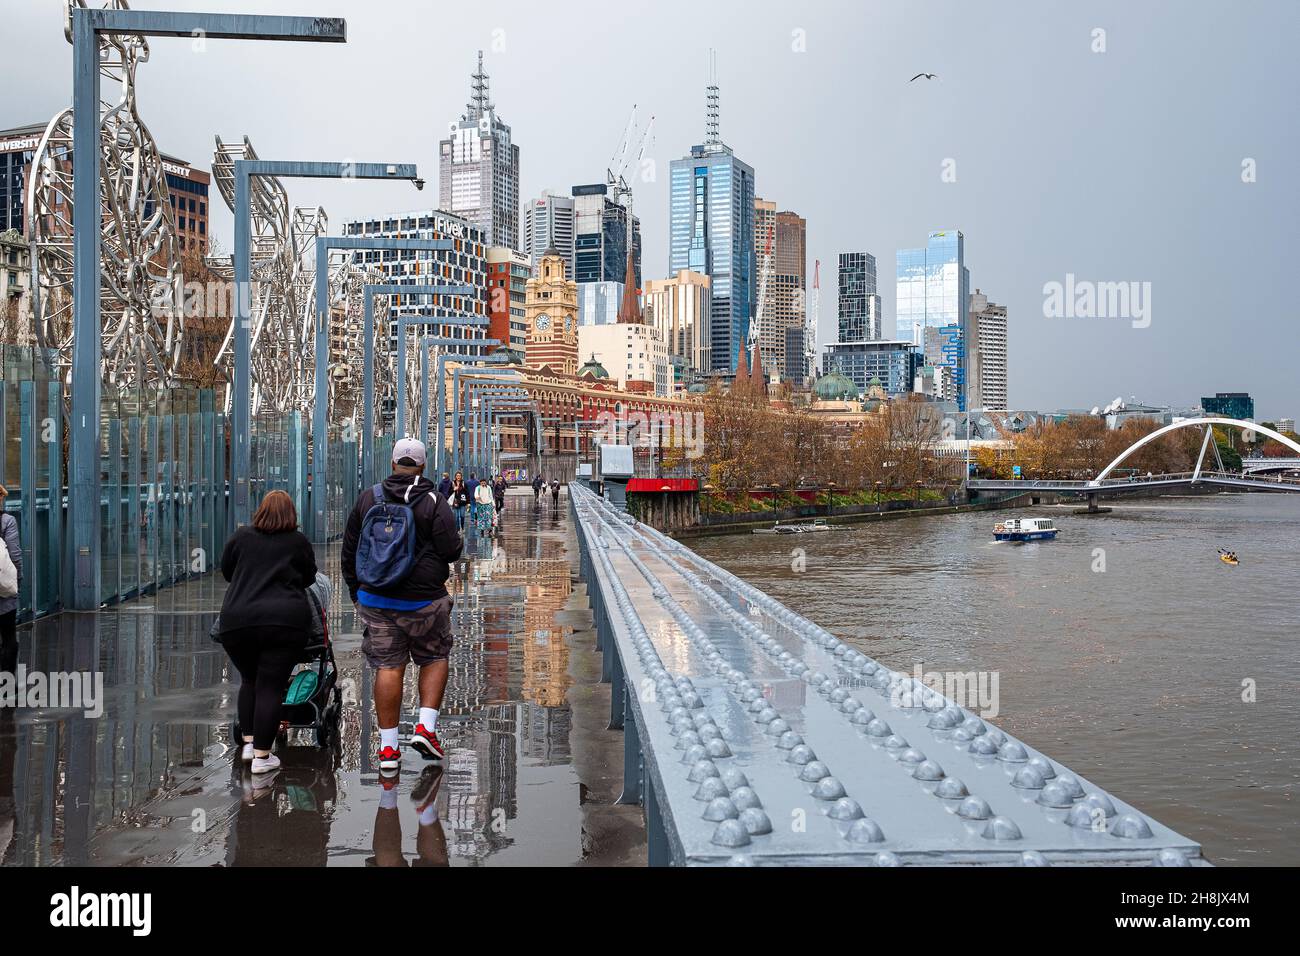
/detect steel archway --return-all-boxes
[1091,418,1300,485]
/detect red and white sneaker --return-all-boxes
[377,745,402,772]
[409,724,444,762]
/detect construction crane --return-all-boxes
[607,108,654,255]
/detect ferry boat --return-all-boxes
[993,517,1058,542]
[753,518,831,535]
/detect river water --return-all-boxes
[691,493,1300,865]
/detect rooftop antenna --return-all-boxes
[705,49,721,148]
[468,49,493,120]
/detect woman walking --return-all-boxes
[217,490,318,775]
[450,472,469,531]
[0,486,21,675]
[473,476,495,537]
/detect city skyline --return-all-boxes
[1,0,1295,416]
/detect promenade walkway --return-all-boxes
[0,491,643,867]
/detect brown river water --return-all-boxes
[690,493,1300,865]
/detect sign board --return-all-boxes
[1012,465,1022,477]
[577,463,593,478]
[599,444,634,478]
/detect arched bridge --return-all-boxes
[967,418,1300,499]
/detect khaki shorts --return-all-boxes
[358,596,454,668]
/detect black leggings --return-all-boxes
[222,627,306,750]
[0,610,16,675]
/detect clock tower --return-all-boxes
[524,247,578,376]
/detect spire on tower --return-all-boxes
[705,49,721,149]
[467,49,493,121]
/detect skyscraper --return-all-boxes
[968,289,1008,411]
[644,269,712,379]
[668,67,755,374]
[342,210,487,350]
[572,183,641,287]
[438,51,520,250]
[523,191,575,277]
[837,252,881,342]
[896,230,970,410]
[754,200,807,383]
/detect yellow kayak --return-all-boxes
[1219,553,1239,566]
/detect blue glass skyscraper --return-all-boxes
[670,132,755,374]
[896,230,970,409]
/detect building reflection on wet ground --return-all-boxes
[0,493,597,867]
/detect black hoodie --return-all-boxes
[341,472,464,604]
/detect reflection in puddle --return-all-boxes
[0,495,584,867]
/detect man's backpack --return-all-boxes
[356,484,436,590]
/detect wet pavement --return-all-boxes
[0,491,645,867]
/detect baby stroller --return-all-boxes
[226,573,343,751]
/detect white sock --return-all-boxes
[420,803,439,826]
[419,707,439,731]
[380,726,399,751]
[379,789,398,810]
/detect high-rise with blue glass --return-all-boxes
[669,78,755,374]
[896,230,970,409]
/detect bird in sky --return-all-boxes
[910,72,938,82]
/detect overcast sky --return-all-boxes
[5,0,1297,418]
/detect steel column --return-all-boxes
[67,7,345,608]
[311,237,450,540]
[233,163,420,534]
[361,283,473,483]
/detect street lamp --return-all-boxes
[915,478,924,505]
[826,480,837,517]
[66,6,347,609]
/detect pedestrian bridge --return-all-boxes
[969,418,1300,499]
[1241,456,1300,475]
[569,482,1206,866]
[968,470,1300,497]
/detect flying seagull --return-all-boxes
[910,72,938,82]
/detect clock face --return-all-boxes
[535,313,551,332]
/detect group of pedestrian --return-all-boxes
[531,474,563,509]
[436,470,509,538]
[214,437,463,784]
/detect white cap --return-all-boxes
[392,437,427,466]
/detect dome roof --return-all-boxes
[815,370,857,401]
[578,353,609,378]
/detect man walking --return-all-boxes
[342,439,463,774]
[437,471,452,500]
[532,473,544,506]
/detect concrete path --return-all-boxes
[0,491,644,867]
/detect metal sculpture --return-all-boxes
[26,0,184,389]
[209,135,331,416]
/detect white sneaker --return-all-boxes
[250,753,281,775]
[241,743,255,762]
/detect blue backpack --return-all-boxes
[356,483,435,589]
